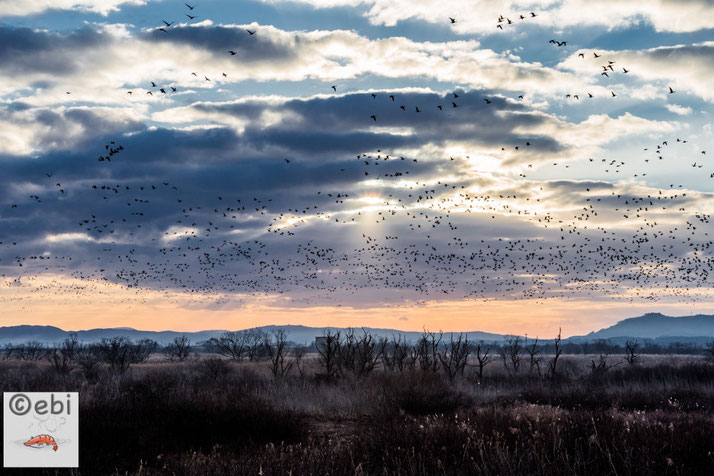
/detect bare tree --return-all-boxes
[264,330,293,378]
[47,333,80,374]
[164,335,192,362]
[415,329,442,372]
[96,337,157,373]
[524,336,542,376]
[337,328,358,374]
[316,330,341,379]
[75,343,102,378]
[381,336,412,372]
[354,329,383,376]
[207,331,249,362]
[292,345,308,377]
[589,353,621,377]
[438,333,471,379]
[624,339,639,366]
[473,342,492,383]
[8,341,47,361]
[500,335,524,375]
[246,328,268,362]
[547,328,564,380]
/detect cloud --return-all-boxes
[559,42,714,102]
[0,0,146,17]
[0,105,146,155]
[260,0,714,33]
[1,87,705,310]
[154,91,674,169]
[665,104,693,115]
[1,4,713,317]
[0,23,600,109]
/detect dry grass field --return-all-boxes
[2,347,714,475]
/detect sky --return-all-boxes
[0,0,713,337]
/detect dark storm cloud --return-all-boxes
[0,105,145,156]
[1,90,709,307]
[0,26,108,76]
[143,24,295,62]
[187,89,569,155]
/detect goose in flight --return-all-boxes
[247,30,256,35]
[669,86,675,94]
[185,3,196,9]
[162,20,174,27]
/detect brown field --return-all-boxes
[2,350,714,475]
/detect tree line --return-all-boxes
[5,328,714,379]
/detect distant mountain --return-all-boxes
[259,325,506,346]
[0,325,227,346]
[572,313,714,341]
[4,313,713,347]
[0,325,68,344]
[0,324,507,346]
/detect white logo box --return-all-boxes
[3,392,79,468]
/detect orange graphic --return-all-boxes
[24,434,58,451]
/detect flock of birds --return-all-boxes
[1,8,712,311]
